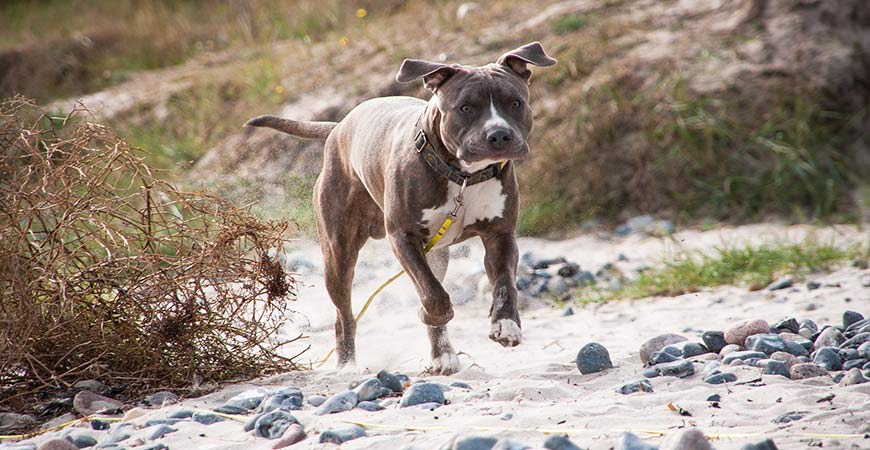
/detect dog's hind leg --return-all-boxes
[426,247,460,375]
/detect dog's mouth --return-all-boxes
[458,143,529,163]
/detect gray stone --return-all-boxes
[844,359,867,370]
[376,370,405,393]
[799,320,818,338]
[307,395,327,407]
[840,348,859,360]
[844,311,864,329]
[141,424,176,441]
[499,412,513,421]
[167,409,194,419]
[243,412,264,432]
[846,318,870,334]
[141,418,181,427]
[639,334,687,364]
[648,351,681,365]
[650,359,695,378]
[550,278,569,296]
[840,368,867,385]
[703,372,737,384]
[254,410,298,439]
[448,436,498,450]
[2,444,37,450]
[700,361,722,377]
[615,379,653,395]
[89,419,110,430]
[782,340,809,357]
[412,402,442,410]
[746,334,787,355]
[356,401,385,411]
[666,341,708,357]
[491,439,530,450]
[660,427,712,450]
[771,351,802,369]
[773,318,800,334]
[858,342,870,359]
[256,389,303,413]
[766,277,793,291]
[353,378,382,402]
[740,439,779,450]
[214,388,268,414]
[723,351,767,364]
[725,319,770,345]
[814,327,844,348]
[0,412,37,433]
[841,332,870,349]
[543,435,583,450]
[763,360,790,378]
[73,391,123,416]
[65,432,98,449]
[272,423,306,449]
[140,444,167,450]
[779,332,814,351]
[319,424,366,444]
[400,383,445,407]
[719,344,741,357]
[615,432,658,450]
[701,331,727,354]
[772,411,806,424]
[191,412,223,425]
[813,347,842,371]
[315,390,358,415]
[790,363,830,380]
[450,381,472,389]
[562,306,574,316]
[576,342,613,374]
[143,391,178,407]
[37,440,77,450]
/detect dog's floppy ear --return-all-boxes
[497,42,557,81]
[396,59,459,92]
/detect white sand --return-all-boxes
[12,224,870,450]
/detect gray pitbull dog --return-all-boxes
[246,42,555,374]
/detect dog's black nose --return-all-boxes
[486,128,513,150]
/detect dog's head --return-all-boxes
[396,42,556,167]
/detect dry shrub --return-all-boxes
[0,97,304,413]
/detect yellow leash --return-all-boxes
[316,165,496,369]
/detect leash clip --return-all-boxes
[450,177,468,217]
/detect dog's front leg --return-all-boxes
[388,231,454,327]
[483,232,522,347]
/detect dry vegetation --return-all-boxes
[0,98,304,414]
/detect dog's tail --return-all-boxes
[245,115,337,140]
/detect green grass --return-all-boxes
[575,239,866,303]
[552,14,590,34]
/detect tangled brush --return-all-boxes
[0,97,304,416]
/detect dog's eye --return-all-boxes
[511,100,523,109]
[459,105,473,113]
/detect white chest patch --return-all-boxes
[420,178,506,249]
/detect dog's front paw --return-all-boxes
[432,351,461,375]
[489,319,522,347]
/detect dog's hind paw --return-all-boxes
[489,319,522,347]
[432,352,461,375]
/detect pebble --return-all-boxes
[779,332,814,350]
[192,412,224,425]
[858,342,870,359]
[719,344,740,357]
[790,363,830,380]
[143,391,178,407]
[140,424,176,441]
[772,411,806,424]
[450,382,472,389]
[356,401,385,411]
[272,423,306,449]
[666,341,708,357]
[813,347,843,371]
[121,408,148,422]
[306,395,327,407]
[740,438,779,450]
[840,368,867,385]
[840,348,859,360]
[703,372,737,384]
[615,432,658,450]
[763,360,790,378]
[140,444,168,450]
[315,390,358,415]
[766,277,793,291]
[2,444,36,450]
[499,412,513,421]
[214,388,268,414]
[648,351,681,365]
[562,306,574,316]
[254,410,298,439]
[649,359,695,378]
[353,378,382,402]
[400,383,445,407]
[376,370,405,393]
[37,440,77,450]
[257,389,303,413]
[73,391,123,416]
[615,379,653,395]
[782,340,809,357]
[723,351,767,364]
[0,412,36,433]
[700,361,721,377]
[814,327,844,348]
[543,435,583,450]
[841,332,870,349]
[706,394,721,402]
[701,331,727,354]
[725,319,770,345]
[576,343,614,374]
[72,380,110,395]
[65,431,97,449]
[319,425,366,444]
[445,435,498,450]
[846,318,870,334]
[639,334,687,364]
[90,419,110,430]
[412,402,442,410]
[491,439,529,450]
[773,318,799,334]
[660,428,712,450]
[843,359,867,370]
[843,311,864,328]
[746,334,787,355]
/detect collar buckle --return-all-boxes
[414,129,428,153]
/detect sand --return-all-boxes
[9,224,870,450]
